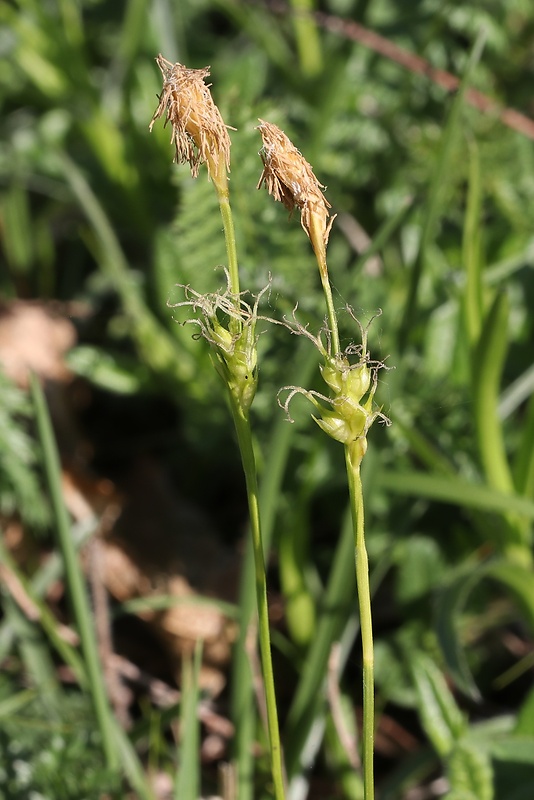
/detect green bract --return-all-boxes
[213,320,258,413]
[314,360,379,450]
[320,355,371,398]
[279,319,388,468]
[171,273,267,415]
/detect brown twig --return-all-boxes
[110,653,235,739]
[219,761,238,800]
[267,1,534,141]
[88,534,132,728]
[317,12,534,139]
[0,561,79,645]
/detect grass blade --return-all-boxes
[231,343,318,799]
[472,291,514,495]
[284,452,392,781]
[377,469,534,521]
[448,742,494,800]
[462,137,484,346]
[174,642,202,800]
[30,373,117,769]
[57,152,197,388]
[399,29,487,348]
[513,390,534,499]
[0,532,86,685]
[410,652,466,758]
[289,0,323,77]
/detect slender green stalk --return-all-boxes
[309,214,340,356]
[288,0,323,77]
[345,444,374,800]
[308,162,375,796]
[175,642,202,800]
[229,396,286,800]
[214,175,240,300]
[320,271,341,356]
[213,157,285,796]
[231,342,318,800]
[30,373,118,770]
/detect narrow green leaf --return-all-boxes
[285,452,393,780]
[470,291,532,552]
[0,687,36,719]
[58,0,84,47]
[3,596,61,714]
[377,469,534,520]
[410,652,466,757]
[485,238,534,285]
[472,291,515,497]
[289,0,323,77]
[515,686,534,736]
[115,0,149,80]
[119,594,239,619]
[392,405,455,475]
[435,563,483,701]
[66,345,152,395]
[112,718,157,800]
[284,508,355,777]
[448,741,494,800]
[30,373,118,769]
[489,735,534,764]
[352,196,415,281]
[396,535,444,604]
[1,182,33,272]
[231,343,317,799]
[513,389,534,499]
[0,534,86,685]
[58,152,196,388]
[486,561,534,633]
[436,558,534,703]
[462,137,484,347]
[214,0,294,73]
[499,363,534,421]
[175,642,202,800]
[399,28,487,348]
[278,502,316,648]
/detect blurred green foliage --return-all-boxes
[0,677,123,799]
[1,0,534,798]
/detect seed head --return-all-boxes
[256,119,335,266]
[150,54,231,182]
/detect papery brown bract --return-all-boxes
[256,119,335,271]
[150,54,231,182]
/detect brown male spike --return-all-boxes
[150,54,231,184]
[256,119,335,279]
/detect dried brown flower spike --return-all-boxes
[150,54,231,189]
[256,119,335,278]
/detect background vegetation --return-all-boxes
[1,0,534,798]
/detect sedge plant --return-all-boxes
[149,56,286,799]
[256,120,389,800]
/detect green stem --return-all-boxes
[309,214,340,357]
[229,398,286,800]
[320,271,341,357]
[218,192,240,296]
[211,152,284,795]
[288,0,323,77]
[30,373,118,770]
[213,167,240,299]
[231,343,317,800]
[345,444,374,800]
